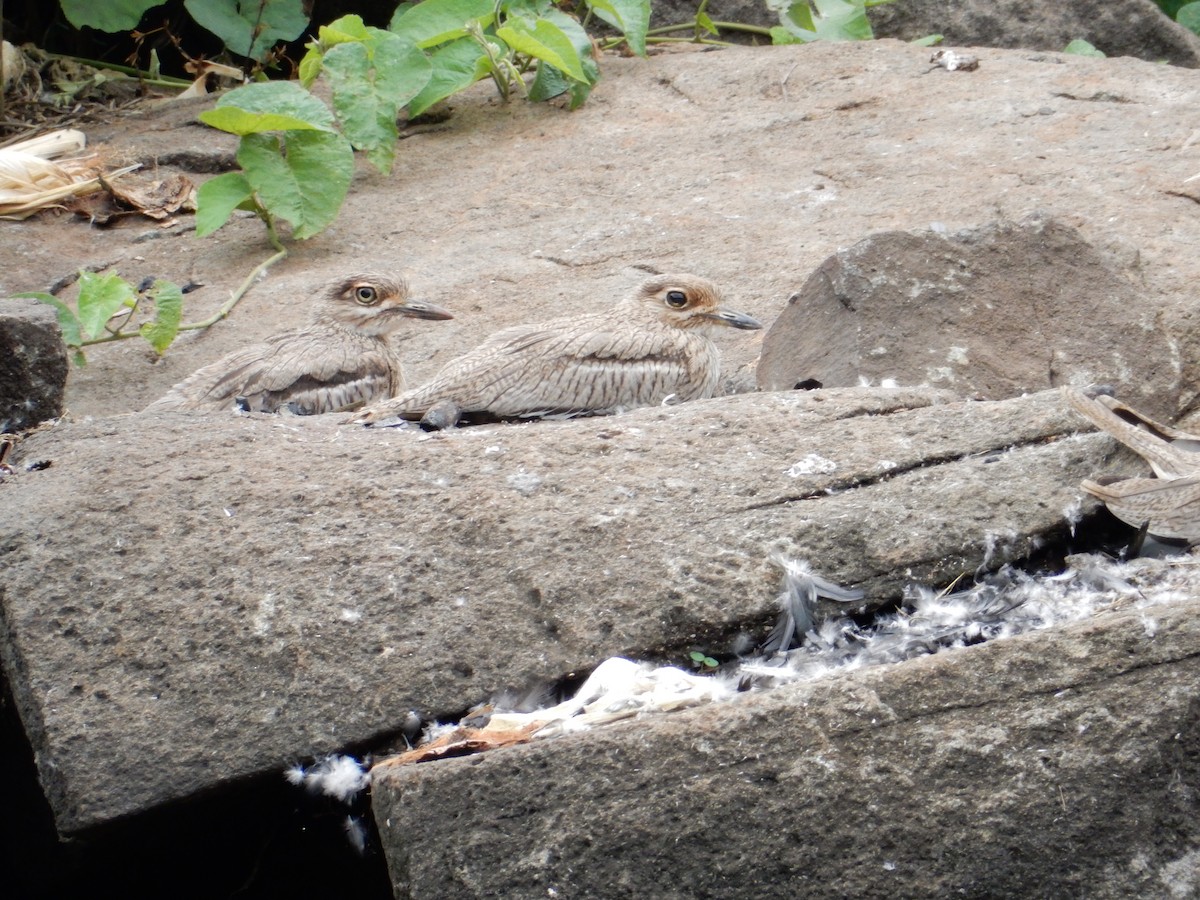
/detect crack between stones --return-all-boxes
[735,429,1078,514]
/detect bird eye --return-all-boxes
[354,286,379,305]
[665,290,688,309]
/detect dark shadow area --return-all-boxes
[1,678,393,900]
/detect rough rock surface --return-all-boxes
[871,0,1200,66]
[372,588,1200,899]
[4,42,1200,421]
[0,298,68,433]
[0,388,1109,832]
[2,35,1200,896]
[649,0,1200,66]
[756,218,1179,418]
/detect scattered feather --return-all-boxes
[743,553,1176,686]
[760,557,864,654]
[343,816,368,856]
[289,754,370,803]
[283,763,307,786]
[373,553,1192,770]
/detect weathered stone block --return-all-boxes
[373,595,1200,899]
[0,298,67,432]
[0,388,1109,833]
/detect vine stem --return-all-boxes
[175,242,287,333]
[39,51,193,87]
[643,21,774,37]
[79,243,288,346]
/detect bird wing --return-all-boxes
[147,332,400,414]
[358,318,716,422]
[1081,474,1200,540]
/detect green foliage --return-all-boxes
[1063,39,1106,58]
[194,172,257,237]
[183,0,309,61]
[195,1,646,242]
[387,0,624,108]
[589,0,652,56]
[236,130,355,239]
[389,0,498,48]
[769,0,893,44]
[197,80,354,239]
[59,0,163,32]
[408,37,496,117]
[1177,2,1200,35]
[61,0,309,63]
[301,18,433,173]
[1151,0,1200,35]
[138,281,185,354]
[16,272,186,363]
[689,650,719,671]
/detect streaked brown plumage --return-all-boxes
[145,274,452,415]
[1064,386,1200,539]
[351,274,762,428]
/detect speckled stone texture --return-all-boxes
[0,387,1112,832]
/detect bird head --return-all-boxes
[318,274,454,335]
[630,274,763,332]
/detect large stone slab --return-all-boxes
[372,590,1200,898]
[0,388,1110,833]
[6,43,1200,423]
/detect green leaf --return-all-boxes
[496,17,586,83]
[183,0,310,62]
[316,13,373,44]
[298,46,324,88]
[910,33,943,47]
[76,272,136,341]
[389,0,497,48]
[195,172,257,237]
[237,131,354,240]
[323,31,432,173]
[299,14,374,87]
[770,25,806,45]
[59,0,163,31]
[696,11,718,35]
[586,0,651,56]
[1177,2,1200,35]
[527,9,599,107]
[785,1,816,33]
[14,293,83,348]
[1062,39,1106,57]
[199,81,337,134]
[407,37,491,117]
[138,281,185,355]
[780,0,874,42]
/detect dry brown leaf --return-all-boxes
[372,721,545,769]
[106,172,196,219]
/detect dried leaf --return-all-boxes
[372,721,544,768]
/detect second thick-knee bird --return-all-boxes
[351,274,761,427]
[145,274,453,415]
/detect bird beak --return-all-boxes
[398,299,454,321]
[701,307,763,330]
